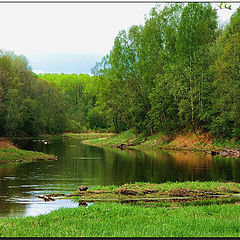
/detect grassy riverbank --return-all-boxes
[1,181,240,237]
[82,129,240,156]
[63,132,115,140]
[0,138,57,164]
[0,203,240,237]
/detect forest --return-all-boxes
[0,3,240,139]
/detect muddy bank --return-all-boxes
[82,130,240,158]
[113,141,240,158]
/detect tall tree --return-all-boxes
[173,3,217,132]
[210,7,240,137]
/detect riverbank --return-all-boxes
[63,132,115,139]
[82,129,240,157]
[1,181,240,237]
[0,138,57,164]
[0,203,239,237]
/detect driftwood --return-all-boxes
[37,195,55,202]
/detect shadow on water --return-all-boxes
[0,136,240,217]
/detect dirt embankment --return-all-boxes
[0,138,16,149]
[150,132,240,158]
[83,130,240,158]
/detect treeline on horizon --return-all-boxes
[0,61,107,136]
[0,3,240,138]
[0,51,67,136]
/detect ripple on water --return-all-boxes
[74,157,102,160]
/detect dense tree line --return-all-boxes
[0,51,66,136]
[1,3,240,138]
[0,52,108,136]
[92,3,240,138]
[38,73,108,132]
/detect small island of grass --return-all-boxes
[1,181,240,237]
[0,138,57,164]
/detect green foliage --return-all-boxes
[1,3,240,139]
[210,8,240,137]
[92,3,218,134]
[0,51,67,136]
[92,3,240,139]
[39,73,109,133]
[174,3,217,130]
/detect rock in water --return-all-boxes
[78,201,88,206]
[79,185,88,191]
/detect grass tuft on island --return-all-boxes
[1,181,240,237]
[0,138,57,164]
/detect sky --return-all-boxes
[0,2,239,74]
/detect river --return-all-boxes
[0,136,240,218]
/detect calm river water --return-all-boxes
[0,136,240,218]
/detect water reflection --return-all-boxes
[0,137,240,218]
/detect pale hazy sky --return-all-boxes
[0,2,239,73]
[0,3,157,55]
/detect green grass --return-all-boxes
[63,132,115,140]
[0,148,57,164]
[213,138,240,149]
[1,181,240,237]
[83,129,138,146]
[81,181,240,193]
[121,181,240,193]
[0,202,239,237]
[82,129,182,149]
